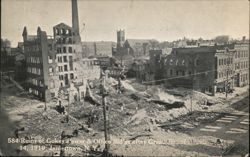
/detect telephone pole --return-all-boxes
[226,69,229,98]
[190,74,194,113]
[100,70,110,154]
[225,51,230,99]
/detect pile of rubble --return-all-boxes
[79,77,226,137]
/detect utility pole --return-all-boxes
[100,70,110,154]
[60,131,65,157]
[190,75,193,113]
[225,51,230,99]
[226,69,228,98]
[66,88,71,123]
[44,101,47,111]
[44,86,48,111]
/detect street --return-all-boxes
[192,96,249,155]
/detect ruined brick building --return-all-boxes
[22,27,60,101]
[22,0,85,102]
[138,41,249,95]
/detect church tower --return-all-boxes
[117,29,125,49]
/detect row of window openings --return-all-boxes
[235,51,249,59]
[59,73,74,80]
[165,59,199,66]
[25,46,41,52]
[57,47,74,53]
[58,65,73,72]
[58,56,73,63]
[169,69,192,76]
[56,38,75,44]
[27,57,41,64]
[55,28,72,36]
[29,88,42,97]
[27,67,41,75]
[218,70,234,79]
[235,61,249,70]
[28,78,43,87]
[218,58,233,66]
[82,60,99,66]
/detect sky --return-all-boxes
[1,0,249,46]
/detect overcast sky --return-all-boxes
[1,0,249,46]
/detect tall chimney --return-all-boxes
[72,0,80,36]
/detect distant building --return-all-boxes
[114,30,160,65]
[82,41,115,57]
[1,39,15,72]
[130,59,151,82]
[74,58,101,81]
[233,42,249,87]
[144,44,244,95]
[214,48,235,92]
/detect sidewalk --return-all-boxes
[214,86,249,100]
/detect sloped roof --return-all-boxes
[126,39,158,47]
[82,41,115,57]
[53,23,72,29]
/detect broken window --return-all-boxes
[182,59,185,65]
[63,38,66,44]
[63,56,68,62]
[70,73,74,79]
[62,29,66,35]
[176,71,179,76]
[189,71,192,76]
[56,28,60,35]
[170,69,173,76]
[68,47,72,53]
[48,56,53,63]
[63,47,66,53]
[182,71,185,76]
[64,65,68,71]
[195,59,200,66]
[170,59,173,65]
[49,67,53,73]
[68,38,72,44]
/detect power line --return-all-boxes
[141,67,249,84]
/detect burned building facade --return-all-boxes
[21,0,87,102]
[163,47,216,94]
[233,42,249,87]
[53,23,76,87]
[145,42,249,95]
[22,27,59,101]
